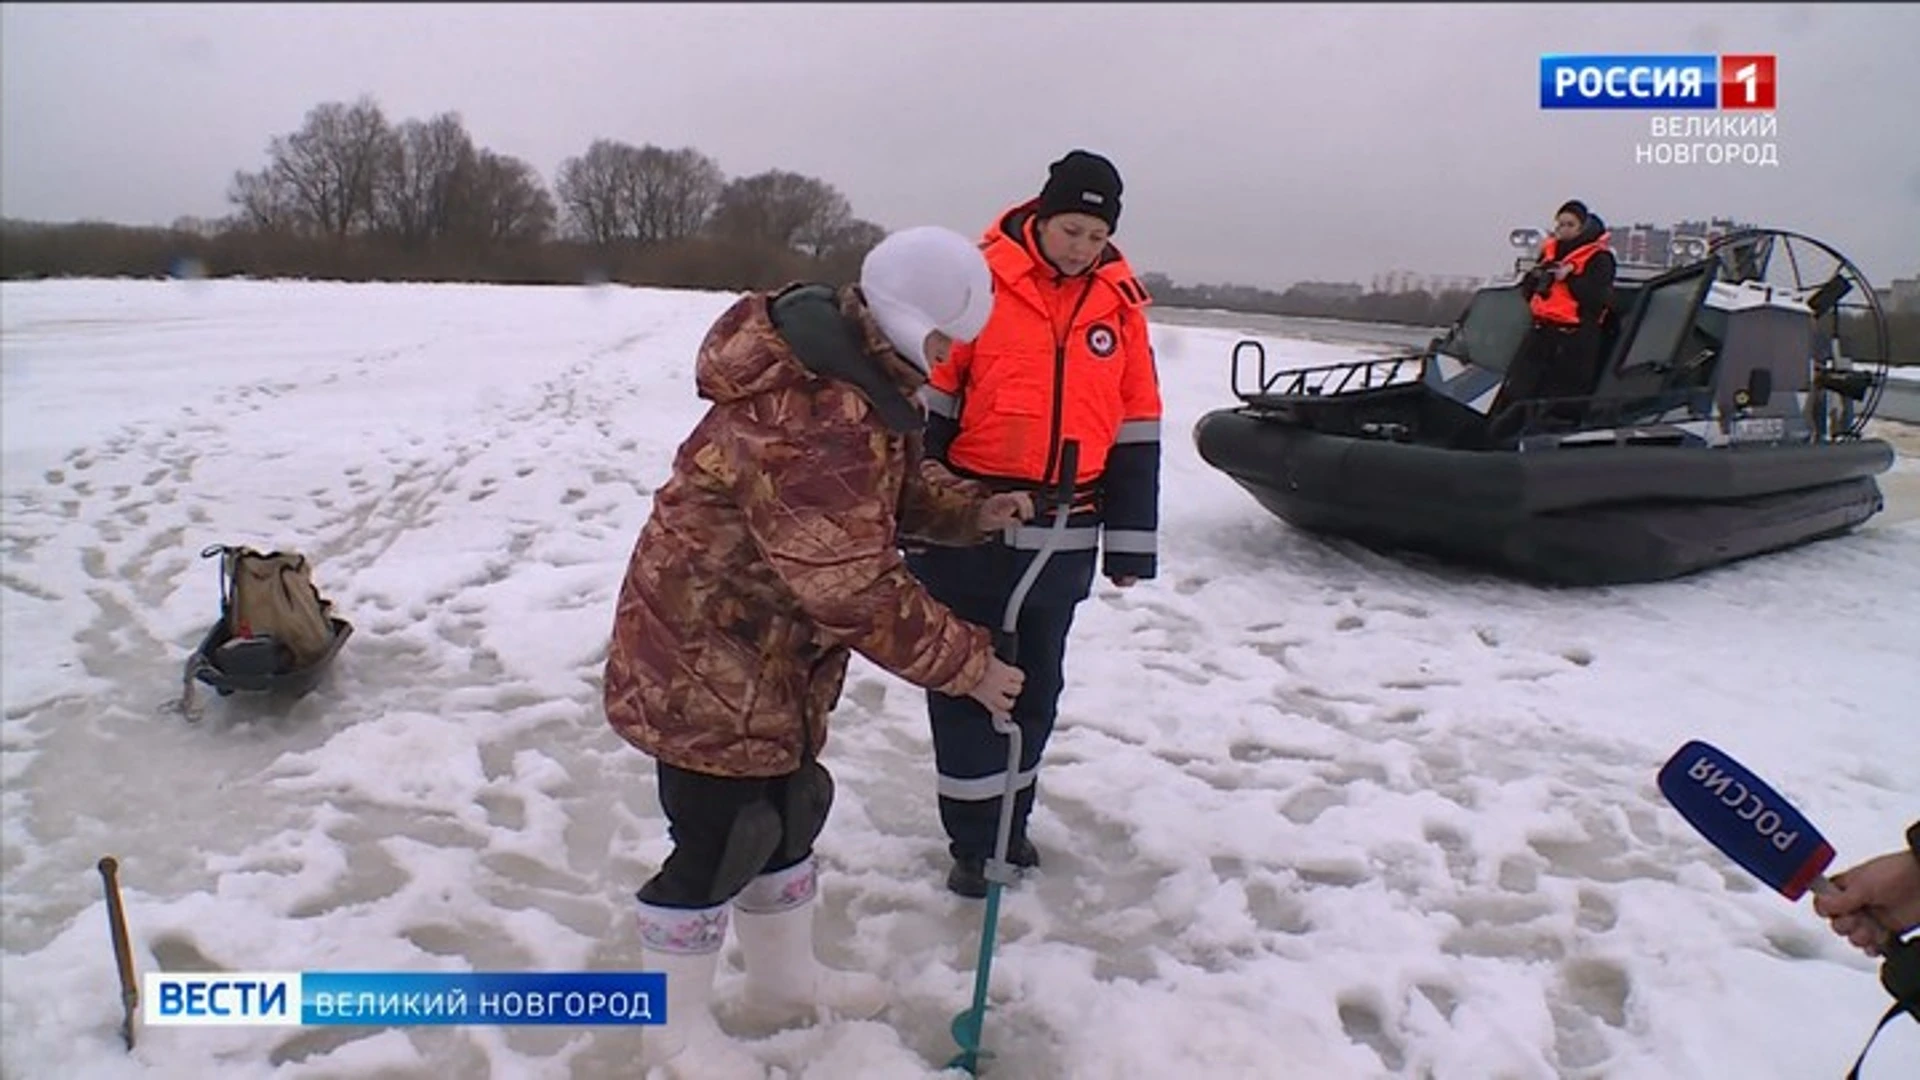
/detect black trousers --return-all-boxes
[635,760,816,909]
[1488,322,1604,441]
[906,543,1083,861]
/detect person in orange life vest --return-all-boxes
[906,149,1163,898]
[1489,199,1617,438]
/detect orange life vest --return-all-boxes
[926,205,1159,491]
[1529,231,1612,326]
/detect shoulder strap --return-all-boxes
[1881,936,1920,1024]
[1845,937,1920,1080]
[769,284,924,435]
[1845,1001,1912,1080]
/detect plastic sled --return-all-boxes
[184,615,353,699]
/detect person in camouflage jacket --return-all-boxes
[605,226,1031,1079]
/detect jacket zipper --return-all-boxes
[1043,277,1098,492]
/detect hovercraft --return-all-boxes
[1193,228,1898,586]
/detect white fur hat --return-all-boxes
[859,226,995,373]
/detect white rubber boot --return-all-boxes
[636,900,767,1080]
[732,856,889,1022]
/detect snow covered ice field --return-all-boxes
[3,277,1917,1080]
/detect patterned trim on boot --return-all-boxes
[733,856,818,915]
[636,900,729,955]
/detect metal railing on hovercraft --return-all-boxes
[1230,339,1427,404]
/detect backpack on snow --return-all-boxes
[215,545,336,666]
[174,544,350,717]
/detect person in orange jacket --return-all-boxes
[907,149,1163,897]
[1489,199,1616,438]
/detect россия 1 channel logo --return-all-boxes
[1540,54,1780,168]
[1539,54,1776,110]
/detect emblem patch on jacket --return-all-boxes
[1086,323,1118,358]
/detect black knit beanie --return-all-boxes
[1557,200,1591,225]
[1036,150,1123,232]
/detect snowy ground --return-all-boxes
[3,278,1917,1080]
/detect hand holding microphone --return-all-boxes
[1813,834,1920,958]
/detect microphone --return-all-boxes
[1656,739,1835,901]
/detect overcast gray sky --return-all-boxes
[4,3,1916,290]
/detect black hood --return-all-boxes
[1570,213,1608,249]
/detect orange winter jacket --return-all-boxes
[920,201,1163,583]
[925,203,1161,493]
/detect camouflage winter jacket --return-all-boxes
[604,284,999,778]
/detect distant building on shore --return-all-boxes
[1617,217,1756,268]
[1363,272,1480,296]
[1884,276,1920,314]
[1290,280,1365,302]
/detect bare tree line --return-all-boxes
[9,94,1915,363]
[220,95,881,261]
[2,93,890,291]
